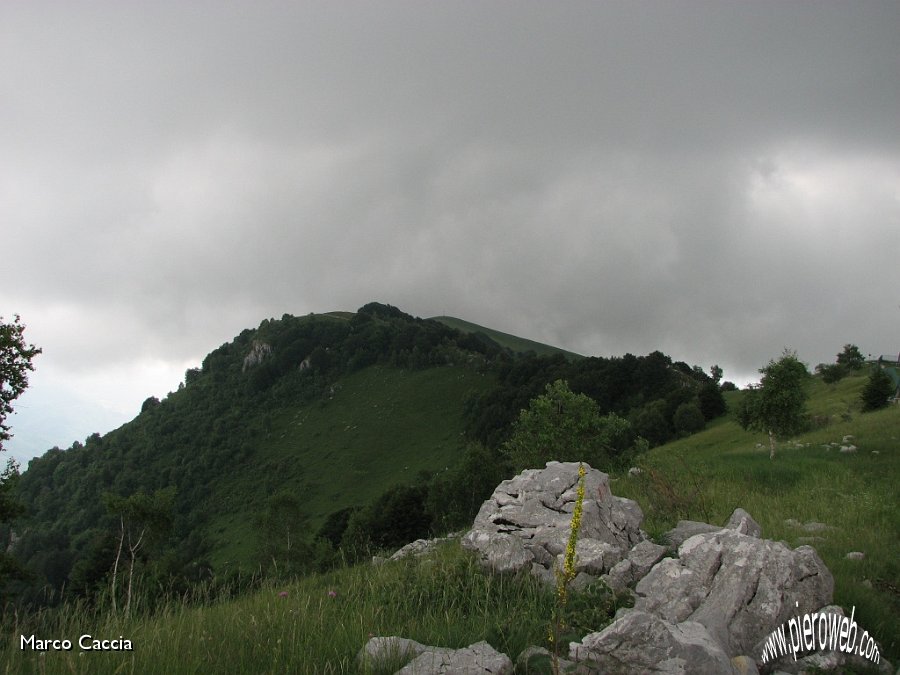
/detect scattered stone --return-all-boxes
[846,551,865,560]
[863,579,873,589]
[839,444,857,453]
[796,536,825,545]
[842,435,855,443]
[569,610,737,674]
[785,520,832,534]
[872,450,880,454]
[627,466,642,476]
[396,640,513,675]
[357,636,429,669]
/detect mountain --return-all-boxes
[9,302,717,603]
[430,316,582,360]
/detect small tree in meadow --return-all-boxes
[503,380,632,471]
[737,350,810,459]
[861,367,895,412]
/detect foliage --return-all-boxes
[861,367,895,412]
[341,484,431,559]
[0,315,42,451]
[697,381,727,420]
[816,362,848,384]
[503,380,633,471]
[673,401,706,437]
[630,401,671,447]
[736,350,810,458]
[424,443,511,534]
[836,343,866,371]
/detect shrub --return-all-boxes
[861,367,895,412]
[673,401,706,436]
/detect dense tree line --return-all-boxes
[6,302,725,606]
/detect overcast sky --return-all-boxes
[3,2,899,466]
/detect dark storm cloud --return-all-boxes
[2,1,899,457]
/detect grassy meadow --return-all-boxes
[4,373,897,673]
[204,364,493,569]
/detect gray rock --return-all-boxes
[635,529,834,657]
[731,655,759,674]
[627,539,668,579]
[357,636,429,669]
[569,609,739,674]
[846,551,865,560]
[725,508,762,538]
[840,444,858,453]
[662,520,722,549]
[600,540,667,591]
[462,462,644,577]
[396,640,513,675]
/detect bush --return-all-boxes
[861,367,895,412]
[815,362,847,384]
[697,381,726,420]
[673,401,706,436]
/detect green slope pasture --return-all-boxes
[203,364,494,569]
[431,316,582,360]
[616,374,899,662]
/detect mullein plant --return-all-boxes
[549,462,586,674]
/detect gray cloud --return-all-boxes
[2,2,899,457]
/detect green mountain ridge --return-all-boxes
[9,301,716,604]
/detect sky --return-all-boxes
[2,1,899,467]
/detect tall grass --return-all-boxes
[615,375,900,663]
[3,544,555,674]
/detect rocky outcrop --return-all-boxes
[242,340,272,371]
[461,461,644,583]
[357,637,512,675]
[365,464,889,675]
[569,610,738,674]
[634,529,833,657]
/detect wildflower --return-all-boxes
[278,591,288,598]
[327,590,337,598]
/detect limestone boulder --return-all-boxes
[396,640,513,675]
[635,529,834,657]
[568,609,740,674]
[462,462,644,577]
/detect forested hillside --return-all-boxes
[8,302,720,609]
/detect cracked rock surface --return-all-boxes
[461,461,644,578]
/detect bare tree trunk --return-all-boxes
[110,516,125,616]
[769,429,776,460]
[124,527,145,618]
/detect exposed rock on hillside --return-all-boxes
[461,461,644,582]
[372,463,890,675]
[242,339,272,371]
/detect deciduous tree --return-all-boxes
[737,350,810,459]
[503,379,632,471]
[1,315,42,451]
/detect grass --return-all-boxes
[5,373,896,672]
[615,374,900,663]
[4,544,556,674]
[430,316,582,360]
[204,364,493,569]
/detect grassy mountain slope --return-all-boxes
[431,316,582,360]
[618,373,899,662]
[205,364,491,569]
[8,374,897,673]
